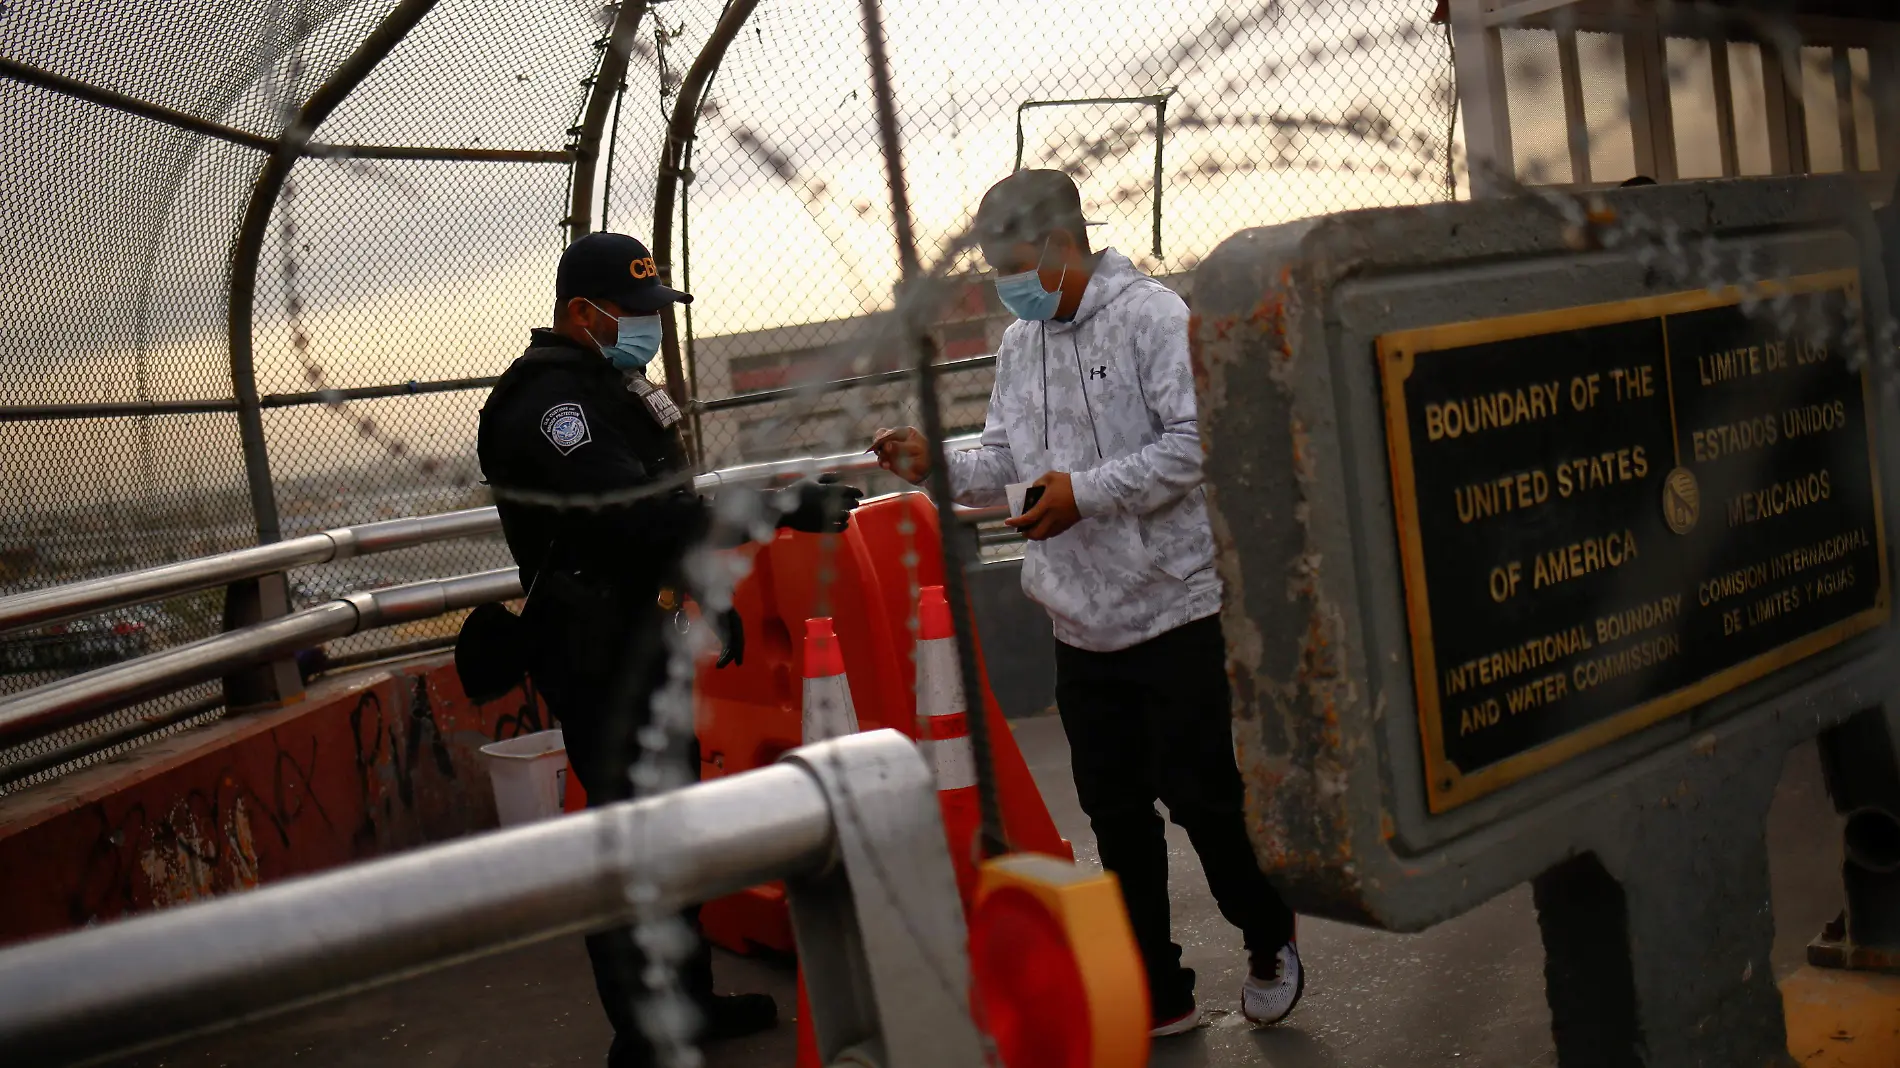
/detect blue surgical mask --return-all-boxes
[589,302,664,371]
[994,238,1066,321]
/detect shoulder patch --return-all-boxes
[540,402,592,455]
[624,375,683,428]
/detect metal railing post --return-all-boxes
[783,734,985,1067]
[652,0,762,418]
[218,573,304,712]
[1809,704,1900,971]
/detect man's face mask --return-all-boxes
[588,302,663,371]
[994,236,1065,322]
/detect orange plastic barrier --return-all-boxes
[970,855,1150,1068]
[697,491,1072,954]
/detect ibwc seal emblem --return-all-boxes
[1662,465,1699,535]
[540,402,591,454]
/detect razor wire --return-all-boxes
[4,0,1900,1063]
[595,3,1900,1059]
[0,0,1459,707]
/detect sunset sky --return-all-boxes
[1,0,1458,499]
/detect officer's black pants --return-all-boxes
[1054,613,1295,1014]
[533,616,714,1068]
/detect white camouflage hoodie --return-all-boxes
[948,248,1220,653]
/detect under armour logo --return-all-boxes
[1089,366,1108,379]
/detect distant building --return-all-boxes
[683,271,1190,468]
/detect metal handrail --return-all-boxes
[0,436,1010,749]
[0,749,838,1064]
[0,570,524,749]
[0,434,985,638]
[0,731,977,1068]
[0,509,501,637]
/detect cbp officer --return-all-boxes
[476,232,860,1067]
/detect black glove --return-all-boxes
[715,606,745,669]
[777,476,865,534]
[454,602,525,703]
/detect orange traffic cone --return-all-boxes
[796,618,859,1068]
[794,972,821,1067]
[802,617,860,742]
[916,585,983,906]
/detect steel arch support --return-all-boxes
[223,0,440,711]
[227,0,442,547]
[566,1,651,244]
[652,0,762,419]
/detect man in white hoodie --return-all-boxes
[873,169,1301,1035]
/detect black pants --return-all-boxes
[1055,613,1295,1008]
[532,607,713,1068]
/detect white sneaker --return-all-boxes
[1149,1002,1203,1037]
[1241,941,1304,1025]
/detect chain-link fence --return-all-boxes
[637,0,1458,470]
[0,0,1459,754]
[0,0,1890,762]
[8,0,1888,777]
[7,0,1900,1063]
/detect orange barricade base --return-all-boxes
[698,493,1071,957]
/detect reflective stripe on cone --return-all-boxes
[801,617,860,743]
[795,617,860,1068]
[917,585,982,906]
[923,711,978,791]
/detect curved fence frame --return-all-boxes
[0,0,764,548]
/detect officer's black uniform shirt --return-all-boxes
[477,329,705,599]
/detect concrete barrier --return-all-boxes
[0,654,546,948]
[1193,175,1900,1064]
[0,549,1061,953]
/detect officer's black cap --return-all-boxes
[556,232,693,314]
[973,169,1101,266]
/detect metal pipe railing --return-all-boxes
[0,436,1011,748]
[693,432,978,492]
[0,509,504,638]
[0,756,839,1067]
[0,570,523,749]
[0,434,985,638]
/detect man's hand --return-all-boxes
[1005,471,1083,541]
[871,426,933,485]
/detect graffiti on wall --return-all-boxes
[0,655,548,946]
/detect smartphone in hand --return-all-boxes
[1021,484,1046,513]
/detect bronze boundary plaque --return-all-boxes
[1378,270,1890,813]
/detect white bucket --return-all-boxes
[480,729,569,827]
